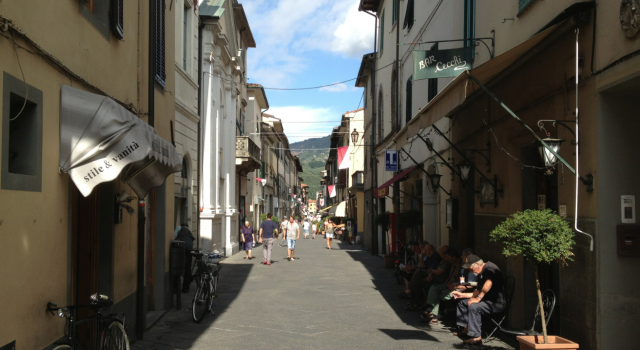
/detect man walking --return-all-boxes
[303,220,311,239]
[283,216,300,260]
[175,223,195,293]
[259,213,279,266]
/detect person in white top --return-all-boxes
[311,222,317,239]
[303,220,311,239]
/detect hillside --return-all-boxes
[291,136,331,197]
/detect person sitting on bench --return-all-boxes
[452,254,506,345]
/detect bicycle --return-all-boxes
[391,240,417,285]
[190,250,222,323]
[46,294,129,350]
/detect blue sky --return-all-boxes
[242,0,375,143]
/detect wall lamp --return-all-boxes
[463,144,491,173]
[427,173,451,196]
[351,128,359,143]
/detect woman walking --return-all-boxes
[311,222,317,239]
[323,219,345,250]
[241,221,255,259]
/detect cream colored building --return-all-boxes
[198,0,257,256]
[0,0,179,347]
[174,0,200,233]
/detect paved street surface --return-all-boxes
[134,236,517,350]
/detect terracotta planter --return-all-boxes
[517,336,579,350]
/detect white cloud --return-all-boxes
[319,83,347,92]
[267,106,340,143]
[243,0,374,88]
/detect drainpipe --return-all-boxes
[260,106,269,222]
[137,0,156,340]
[362,9,378,255]
[393,4,401,249]
[197,17,203,248]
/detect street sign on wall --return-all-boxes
[385,150,398,172]
[413,47,473,81]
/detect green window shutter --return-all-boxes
[392,0,398,25]
[403,0,414,31]
[261,161,265,178]
[405,77,412,123]
[112,0,124,39]
[519,0,535,12]
[155,0,166,87]
[428,43,438,102]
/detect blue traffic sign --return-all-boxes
[385,150,398,172]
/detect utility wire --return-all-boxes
[260,61,396,91]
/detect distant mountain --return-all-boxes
[291,136,331,198]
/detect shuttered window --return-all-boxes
[405,77,412,123]
[403,0,414,31]
[392,0,399,25]
[112,0,124,39]
[155,0,167,87]
[463,0,476,51]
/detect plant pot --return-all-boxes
[517,335,579,350]
[383,254,395,269]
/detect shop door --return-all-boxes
[73,186,100,347]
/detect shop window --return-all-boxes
[2,72,43,192]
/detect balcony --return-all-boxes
[349,171,364,192]
[235,136,261,175]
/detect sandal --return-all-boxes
[463,337,482,344]
[429,318,439,325]
[419,311,434,321]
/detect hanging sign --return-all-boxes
[385,150,398,172]
[413,47,473,81]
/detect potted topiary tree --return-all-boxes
[490,209,578,349]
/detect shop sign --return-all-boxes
[413,47,473,81]
[385,150,398,172]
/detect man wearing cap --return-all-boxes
[452,255,506,345]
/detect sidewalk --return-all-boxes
[133,235,517,349]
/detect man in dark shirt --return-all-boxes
[175,223,195,293]
[452,255,505,344]
[259,213,279,266]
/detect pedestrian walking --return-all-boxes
[175,223,195,293]
[323,219,345,250]
[303,220,311,239]
[259,213,279,265]
[311,222,317,239]
[241,221,255,260]
[282,216,301,260]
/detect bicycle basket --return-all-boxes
[205,252,222,264]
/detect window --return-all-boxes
[391,68,397,130]
[428,43,438,102]
[403,0,415,31]
[154,0,167,87]
[463,0,476,51]
[379,11,385,53]
[183,5,189,70]
[518,0,536,14]
[392,0,399,25]
[405,76,413,123]
[80,0,112,40]
[2,72,43,192]
[112,0,124,40]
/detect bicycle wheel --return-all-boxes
[102,320,130,350]
[192,278,210,323]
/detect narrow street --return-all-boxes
[134,237,516,350]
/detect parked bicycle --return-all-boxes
[190,250,222,323]
[46,294,129,350]
[391,240,417,285]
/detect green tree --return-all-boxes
[490,209,575,343]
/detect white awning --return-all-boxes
[59,85,182,198]
[331,201,347,217]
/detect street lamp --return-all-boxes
[428,173,442,194]
[458,164,472,181]
[538,138,564,168]
[351,128,359,143]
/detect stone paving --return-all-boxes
[133,235,517,350]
